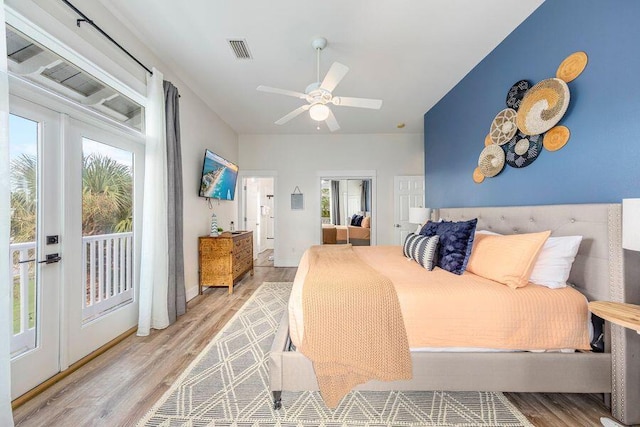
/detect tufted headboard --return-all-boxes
[437,204,623,302]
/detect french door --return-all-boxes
[9,97,62,398]
[9,96,144,399]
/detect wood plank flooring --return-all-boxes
[13,265,618,427]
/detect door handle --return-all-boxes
[19,253,62,264]
[394,224,401,228]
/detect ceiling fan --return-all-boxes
[257,37,383,132]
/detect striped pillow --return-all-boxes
[403,233,422,259]
[412,235,440,270]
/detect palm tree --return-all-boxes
[82,153,133,235]
[10,152,133,239]
[10,154,37,243]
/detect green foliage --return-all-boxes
[320,187,330,218]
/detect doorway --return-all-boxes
[319,172,375,246]
[241,176,275,267]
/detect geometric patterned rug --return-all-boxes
[137,282,533,427]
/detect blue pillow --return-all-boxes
[350,214,359,225]
[421,219,477,275]
[354,215,364,226]
[419,220,439,237]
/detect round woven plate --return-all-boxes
[472,167,485,184]
[504,132,543,168]
[505,80,531,110]
[484,133,493,147]
[516,78,570,136]
[478,144,505,177]
[543,125,571,151]
[489,108,518,145]
[556,51,588,83]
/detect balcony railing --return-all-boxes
[10,232,134,357]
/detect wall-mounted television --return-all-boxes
[199,149,239,200]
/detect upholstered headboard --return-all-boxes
[437,203,640,424]
[437,204,622,302]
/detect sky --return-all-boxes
[9,113,133,168]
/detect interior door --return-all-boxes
[393,176,425,244]
[9,98,62,398]
[243,177,261,256]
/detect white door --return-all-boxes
[64,118,143,365]
[9,98,62,398]
[243,178,261,256]
[393,176,425,244]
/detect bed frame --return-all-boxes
[269,204,640,425]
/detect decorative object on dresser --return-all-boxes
[198,231,253,294]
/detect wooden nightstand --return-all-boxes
[589,301,640,334]
[588,301,640,427]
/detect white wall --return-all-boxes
[239,133,423,267]
[8,0,239,300]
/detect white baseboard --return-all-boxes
[186,285,199,302]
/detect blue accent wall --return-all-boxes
[424,0,640,208]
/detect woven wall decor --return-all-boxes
[489,108,518,145]
[516,78,570,136]
[472,167,485,184]
[505,80,531,110]
[484,133,493,147]
[504,132,543,168]
[478,144,505,177]
[543,125,571,151]
[556,51,588,83]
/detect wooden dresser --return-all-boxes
[198,231,253,294]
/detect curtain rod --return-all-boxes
[60,0,153,75]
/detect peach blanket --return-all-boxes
[298,245,412,408]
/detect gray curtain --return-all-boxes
[164,80,186,324]
[361,179,371,213]
[331,180,341,225]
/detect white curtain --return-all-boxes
[137,68,170,336]
[0,4,15,425]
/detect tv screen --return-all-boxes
[199,150,239,200]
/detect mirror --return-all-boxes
[320,178,372,246]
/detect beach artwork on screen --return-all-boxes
[199,150,239,200]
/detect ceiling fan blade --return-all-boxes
[332,96,383,109]
[274,104,310,125]
[257,85,307,99]
[325,109,340,132]
[320,62,349,92]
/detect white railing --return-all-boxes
[10,232,134,357]
[82,232,134,322]
[10,241,36,358]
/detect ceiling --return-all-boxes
[98,0,544,135]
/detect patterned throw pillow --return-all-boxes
[412,235,440,270]
[420,218,478,275]
[403,233,421,259]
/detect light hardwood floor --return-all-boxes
[13,265,617,427]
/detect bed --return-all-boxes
[269,204,640,425]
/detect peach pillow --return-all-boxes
[361,216,371,228]
[466,230,551,289]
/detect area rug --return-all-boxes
[137,282,533,427]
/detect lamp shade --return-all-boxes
[409,207,430,225]
[623,198,640,251]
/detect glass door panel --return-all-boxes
[9,114,39,358]
[9,98,62,399]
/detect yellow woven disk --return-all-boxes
[478,144,505,178]
[484,133,493,147]
[516,78,570,135]
[543,125,571,151]
[473,167,485,184]
[556,51,588,83]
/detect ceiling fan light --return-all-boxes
[309,103,330,121]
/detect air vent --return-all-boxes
[227,39,252,60]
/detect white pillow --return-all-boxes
[476,230,582,289]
